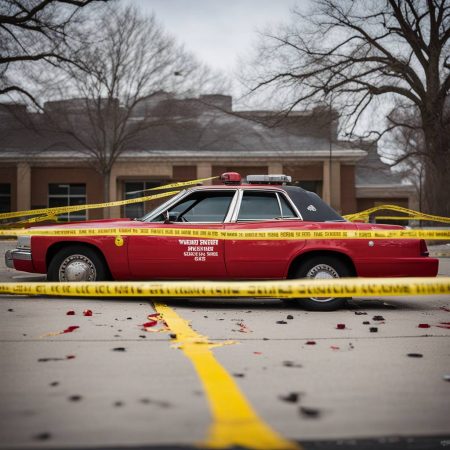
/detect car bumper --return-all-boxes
[5,249,33,270]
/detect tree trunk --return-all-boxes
[422,119,450,217]
[102,171,111,219]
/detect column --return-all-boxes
[322,160,331,204]
[107,172,119,219]
[17,162,31,211]
[330,160,341,212]
[197,162,212,185]
[268,163,283,174]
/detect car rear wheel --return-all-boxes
[47,245,107,282]
[293,255,350,311]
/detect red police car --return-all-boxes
[5,173,438,310]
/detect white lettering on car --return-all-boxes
[178,239,219,262]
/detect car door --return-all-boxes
[128,189,237,279]
[224,190,306,279]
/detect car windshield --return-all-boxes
[138,190,186,221]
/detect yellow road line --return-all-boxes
[154,302,299,450]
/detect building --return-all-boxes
[0,94,415,221]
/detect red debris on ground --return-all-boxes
[418,323,430,328]
[142,320,158,328]
[63,326,79,333]
[66,355,76,359]
[436,322,450,329]
[66,310,75,316]
[336,323,346,329]
[330,345,340,350]
[439,307,450,312]
[306,341,316,345]
[236,322,252,333]
[83,309,93,317]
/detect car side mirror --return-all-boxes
[164,211,180,223]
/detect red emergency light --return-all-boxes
[220,172,242,185]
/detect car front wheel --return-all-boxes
[293,255,350,311]
[47,245,108,282]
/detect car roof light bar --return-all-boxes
[246,174,292,185]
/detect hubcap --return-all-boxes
[59,254,97,281]
[306,263,339,302]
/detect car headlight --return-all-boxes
[17,235,31,249]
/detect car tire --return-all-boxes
[292,255,350,311]
[47,245,108,282]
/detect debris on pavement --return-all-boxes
[436,322,450,329]
[7,308,13,312]
[235,322,252,333]
[407,353,423,358]
[276,320,288,324]
[49,382,59,387]
[233,373,245,378]
[369,327,378,333]
[283,361,302,368]
[279,392,300,403]
[330,345,340,350]
[372,315,385,321]
[112,347,126,352]
[363,321,370,325]
[63,326,79,333]
[287,315,294,320]
[306,341,316,345]
[418,323,430,328]
[354,311,367,315]
[299,406,321,418]
[66,310,75,315]
[336,323,346,329]
[34,432,51,441]
[83,309,93,316]
[68,395,82,402]
[443,375,450,382]
[439,306,450,312]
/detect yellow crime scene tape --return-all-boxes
[1,226,450,240]
[1,277,449,298]
[0,176,217,222]
[344,204,450,224]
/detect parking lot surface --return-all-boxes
[0,240,449,450]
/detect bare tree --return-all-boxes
[0,0,106,105]
[37,4,226,213]
[244,0,450,216]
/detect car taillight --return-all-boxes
[420,239,429,256]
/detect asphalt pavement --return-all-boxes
[0,240,449,450]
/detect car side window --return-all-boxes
[168,191,235,223]
[279,194,297,218]
[238,192,280,221]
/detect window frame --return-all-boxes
[48,183,87,222]
[142,188,240,224]
[231,189,302,223]
[0,183,11,214]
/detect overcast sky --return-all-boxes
[127,0,301,75]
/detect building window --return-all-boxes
[0,183,11,213]
[48,184,87,222]
[124,181,161,219]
